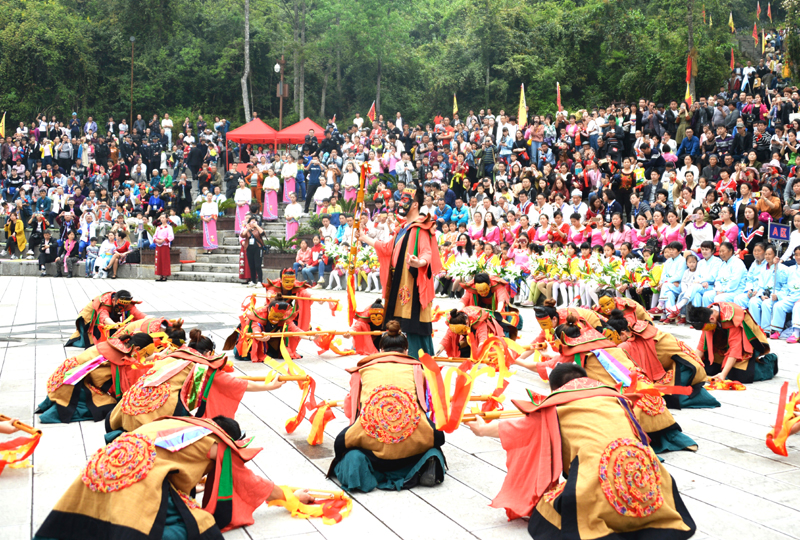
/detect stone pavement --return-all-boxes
[0,276,798,540]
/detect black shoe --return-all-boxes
[418,456,440,487]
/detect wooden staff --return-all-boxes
[255,294,341,304]
[461,410,525,423]
[469,394,496,402]
[0,414,41,436]
[245,331,382,339]
[285,486,350,500]
[237,375,310,382]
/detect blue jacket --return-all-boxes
[676,135,700,157]
[714,256,747,294]
[696,255,723,285]
[783,263,800,294]
[659,255,687,286]
[744,258,771,294]
[434,204,453,224]
[451,205,470,226]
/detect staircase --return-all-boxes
[171,205,310,283]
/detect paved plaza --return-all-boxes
[0,276,799,540]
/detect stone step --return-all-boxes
[195,254,239,264]
[171,269,282,283]
[180,262,239,274]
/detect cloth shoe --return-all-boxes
[789,336,799,344]
[770,332,781,339]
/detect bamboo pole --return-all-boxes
[245,331,381,339]
[284,486,350,500]
[0,414,41,436]
[237,375,310,382]
[461,410,525,423]
[253,294,340,303]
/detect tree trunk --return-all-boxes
[241,0,251,122]
[485,65,490,103]
[320,67,330,119]
[688,0,695,100]
[335,13,342,110]
[298,0,306,119]
[376,55,382,118]
[292,1,299,113]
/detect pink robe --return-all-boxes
[282,177,295,203]
[263,189,279,221]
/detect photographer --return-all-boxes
[241,216,265,286]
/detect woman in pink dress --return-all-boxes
[589,218,606,248]
[532,215,551,245]
[631,213,650,251]
[663,210,687,250]
[646,209,668,250]
[468,212,484,242]
[262,169,280,221]
[502,211,522,243]
[233,179,251,234]
[482,212,501,245]
[568,213,587,245]
[713,206,739,247]
[284,192,303,242]
[153,214,175,281]
[603,212,631,251]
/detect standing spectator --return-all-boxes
[241,216,265,287]
[37,230,57,276]
[2,212,26,259]
[153,213,174,282]
[200,192,219,254]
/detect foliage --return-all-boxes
[181,212,200,232]
[297,224,317,236]
[218,198,236,213]
[265,234,301,253]
[308,213,324,230]
[0,0,769,127]
[174,224,189,233]
[339,198,357,214]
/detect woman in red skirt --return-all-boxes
[153,213,174,282]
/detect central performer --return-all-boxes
[359,182,442,359]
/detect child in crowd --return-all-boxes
[84,237,99,278]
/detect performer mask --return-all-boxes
[702,322,717,332]
[598,296,616,316]
[536,316,555,331]
[448,323,470,336]
[369,308,384,327]
[398,189,415,216]
[267,302,292,325]
[281,274,296,291]
[475,283,491,297]
[136,342,158,361]
[603,328,623,344]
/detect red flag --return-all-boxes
[556,82,562,111]
[753,22,759,46]
[757,1,761,18]
[366,101,376,122]
[768,2,772,22]
[702,5,706,24]
[730,47,735,70]
[686,54,692,84]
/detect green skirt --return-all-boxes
[37,395,94,424]
[333,448,445,492]
[649,424,698,454]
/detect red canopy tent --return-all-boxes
[275,118,325,145]
[225,118,278,172]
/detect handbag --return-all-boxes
[126,249,141,264]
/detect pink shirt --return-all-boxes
[483,226,502,245]
[153,224,174,246]
[533,227,550,245]
[663,224,687,250]
[590,228,605,247]
[604,227,632,250]
[568,226,586,245]
[646,224,667,249]
[714,223,739,245]
[632,229,649,250]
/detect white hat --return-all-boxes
[571,189,582,198]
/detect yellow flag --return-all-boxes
[453,93,458,116]
[517,84,527,128]
[709,14,712,26]
[0,112,4,138]
[762,29,766,54]
[728,11,735,33]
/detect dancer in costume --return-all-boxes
[687,302,778,383]
[112,317,186,343]
[527,300,605,351]
[65,290,147,348]
[224,296,310,361]
[34,416,316,540]
[263,268,314,333]
[460,272,520,339]
[467,363,697,539]
[328,320,446,491]
[37,333,157,424]
[358,183,443,359]
[106,329,285,437]
[524,315,698,453]
[436,307,505,359]
[346,299,385,355]
[608,311,720,409]
[595,288,652,326]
